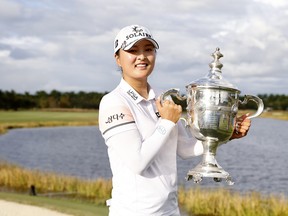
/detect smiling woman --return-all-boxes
[98,24,254,216]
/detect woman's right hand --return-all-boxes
[155,98,182,123]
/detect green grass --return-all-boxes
[0,110,99,134]
[0,191,108,216]
[0,109,286,135]
[0,110,99,123]
[238,109,288,121]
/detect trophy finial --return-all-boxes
[209,47,223,72]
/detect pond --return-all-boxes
[0,118,287,196]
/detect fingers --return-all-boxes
[156,98,182,123]
[156,98,181,109]
[162,100,182,112]
[235,113,251,136]
[155,98,175,107]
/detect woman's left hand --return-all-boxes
[230,113,251,140]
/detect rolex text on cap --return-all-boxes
[114,25,159,53]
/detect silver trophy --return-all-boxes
[161,48,264,185]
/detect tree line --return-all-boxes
[257,94,288,110]
[0,90,287,111]
[0,90,107,110]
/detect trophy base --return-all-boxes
[186,162,234,185]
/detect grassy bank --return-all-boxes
[0,162,111,205]
[258,110,288,120]
[0,191,108,216]
[0,161,287,216]
[0,109,287,134]
[238,109,288,121]
[178,186,288,216]
[0,110,98,134]
[0,161,110,215]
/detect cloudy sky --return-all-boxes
[0,0,287,95]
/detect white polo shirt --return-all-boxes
[99,79,202,216]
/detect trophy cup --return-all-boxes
[160,48,264,185]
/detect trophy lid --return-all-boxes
[188,48,240,92]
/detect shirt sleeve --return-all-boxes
[99,93,176,175]
[99,106,136,140]
[106,118,175,175]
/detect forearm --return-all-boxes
[107,119,175,175]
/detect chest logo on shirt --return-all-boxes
[127,89,138,100]
[105,113,125,124]
[155,112,161,118]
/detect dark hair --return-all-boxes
[114,50,122,72]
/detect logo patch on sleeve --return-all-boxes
[157,125,166,135]
[105,113,126,124]
[99,105,135,135]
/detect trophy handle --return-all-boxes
[160,88,189,126]
[180,117,189,127]
[160,88,187,104]
[239,95,264,119]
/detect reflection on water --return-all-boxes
[0,126,111,179]
[0,118,287,196]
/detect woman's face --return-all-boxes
[115,39,156,83]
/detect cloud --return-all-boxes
[0,36,60,60]
[0,0,287,94]
[0,0,21,19]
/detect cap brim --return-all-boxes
[123,37,159,51]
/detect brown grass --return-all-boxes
[1,161,287,216]
[0,161,111,205]
[178,186,288,216]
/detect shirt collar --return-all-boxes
[119,78,156,104]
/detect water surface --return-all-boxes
[0,118,287,196]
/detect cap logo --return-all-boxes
[121,26,152,50]
[125,26,151,40]
[115,25,158,53]
[132,26,143,33]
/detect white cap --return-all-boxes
[114,25,159,54]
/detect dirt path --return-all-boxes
[0,200,73,216]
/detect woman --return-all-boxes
[99,25,251,216]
